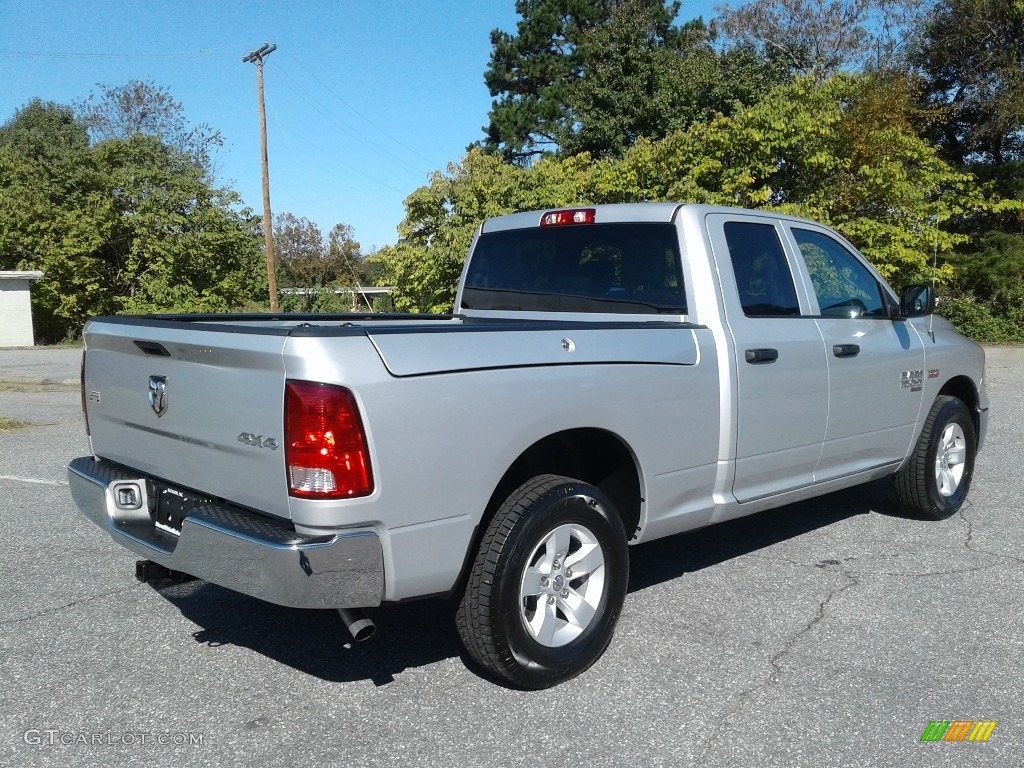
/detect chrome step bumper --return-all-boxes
[67,456,384,609]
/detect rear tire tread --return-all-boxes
[456,475,565,684]
[456,474,627,688]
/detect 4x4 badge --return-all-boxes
[148,375,168,417]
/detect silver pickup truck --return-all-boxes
[68,203,988,689]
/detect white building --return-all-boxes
[0,270,43,347]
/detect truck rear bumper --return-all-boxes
[67,457,384,609]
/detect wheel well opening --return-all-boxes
[484,428,641,540]
[938,376,980,442]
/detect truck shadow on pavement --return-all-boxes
[153,479,903,686]
[628,478,899,592]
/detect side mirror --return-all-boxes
[898,284,935,318]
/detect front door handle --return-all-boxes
[745,348,779,364]
[833,344,860,358]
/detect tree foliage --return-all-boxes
[381,73,1020,313]
[482,0,785,161]
[908,0,1024,337]
[94,134,262,316]
[564,5,787,157]
[374,150,614,311]
[482,0,609,161]
[0,99,89,158]
[273,213,371,312]
[639,75,1021,286]
[911,0,1024,174]
[76,80,223,174]
[274,213,328,287]
[0,90,262,342]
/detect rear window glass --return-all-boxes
[461,222,686,314]
[723,221,800,317]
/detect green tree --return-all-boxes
[482,0,785,161]
[328,222,372,289]
[93,134,262,316]
[0,101,114,340]
[273,214,370,312]
[0,91,263,341]
[375,150,610,311]
[909,0,1024,339]
[559,0,688,157]
[563,5,786,157]
[0,98,89,157]
[911,0,1024,173]
[384,74,1020,310]
[947,231,1024,301]
[482,0,610,162]
[274,212,329,288]
[623,74,1019,286]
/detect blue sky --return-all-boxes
[1,1,717,251]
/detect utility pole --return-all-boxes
[243,42,279,313]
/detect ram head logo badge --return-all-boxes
[148,375,168,417]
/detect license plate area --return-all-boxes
[151,484,215,537]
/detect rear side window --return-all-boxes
[461,223,686,314]
[723,222,800,317]
[792,228,886,318]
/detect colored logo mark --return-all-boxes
[920,720,997,742]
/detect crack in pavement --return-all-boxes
[749,551,1005,578]
[694,566,859,765]
[960,500,976,551]
[0,586,136,627]
[695,502,1020,764]
[767,571,859,684]
[958,499,1024,565]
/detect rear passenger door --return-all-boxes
[784,224,925,480]
[706,214,829,503]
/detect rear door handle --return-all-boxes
[745,348,779,364]
[832,344,860,358]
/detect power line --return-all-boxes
[0,49,228,59]
[273,65,430,179]
[264,97,409,195]
[292,59,432,168]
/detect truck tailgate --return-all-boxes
[83,320,292,520]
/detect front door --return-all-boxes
[784,224,925,480]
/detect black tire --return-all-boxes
[894,395,977,520]
[456,474,629,689]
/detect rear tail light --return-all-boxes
[284,381,373,498]
[540,208,596,226]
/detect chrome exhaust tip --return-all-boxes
[338,608,376,642]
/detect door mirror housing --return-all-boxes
[898,284,936,318]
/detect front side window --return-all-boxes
[793,228,886,318]
[723,221,800,317]
[461,222,686,314]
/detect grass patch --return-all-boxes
[0,416,33,432]
[0,381,79,393]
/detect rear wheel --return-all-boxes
[456,474,629,689]
[894,396,976,520]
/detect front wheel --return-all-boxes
[456,475,629,689]
[894,395,977,520]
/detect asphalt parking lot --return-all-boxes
[1,345,1021,767]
